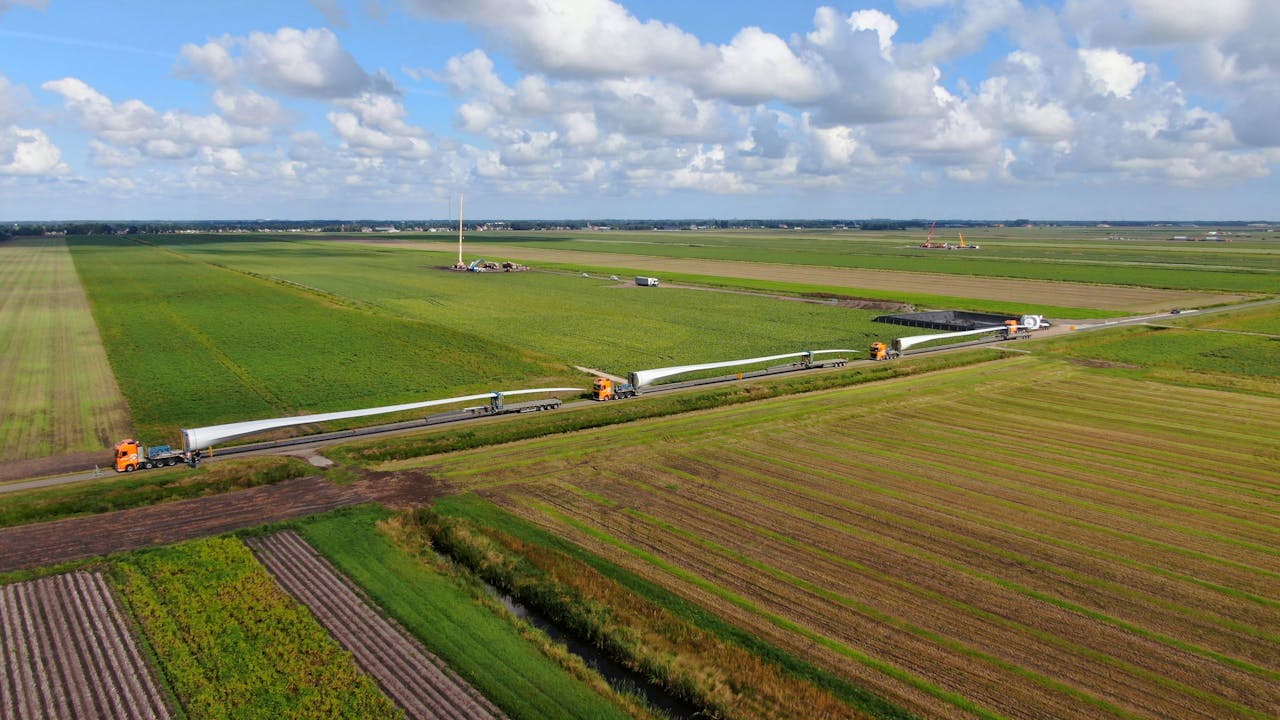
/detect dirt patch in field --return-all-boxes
[0,468,454,573]
[368,239,1246,312]
[0,451,104,483]
[355,469,451,508]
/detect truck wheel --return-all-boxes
[125,464,135,472]
[144,461,153,469]
[167,457,178,466]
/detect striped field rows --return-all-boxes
[0,572,170,720]
[403,358,1280,719]
[0,237,130,461]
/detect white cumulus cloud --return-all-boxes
[327,93,431,158]
[696,27,829,105]
[43,77,273,162]
[1078,48,1146,98]
[0,126,68,175]
[403,0,714,77]
[179,27,394,99]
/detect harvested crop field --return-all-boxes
[0,571,171,719]
[248,530,504,720]
[404,241,1244,313]
[0,237,130,461]
[395,358,1280,720]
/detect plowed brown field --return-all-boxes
[0,468,450,574]
[396,358,1280,720]
[0,476,363,573]
[0,572,171,719]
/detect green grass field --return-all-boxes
[1037,304,1280,395]
[32,229,1268,450]
[385,357,1280,720]
[0,237,131,460]
[114,536,402,719]
[296,507,638,720]
[1168,303,1280,335]
[132,234,893,372]
[69,236,572,441]
[469,227,1280,293]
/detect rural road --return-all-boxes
[2,298,1272,495]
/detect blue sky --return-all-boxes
[1,0,1277,220]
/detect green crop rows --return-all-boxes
[114,536,402,719]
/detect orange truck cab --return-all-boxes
[592,377,637,401]
[869,342,898,361]
[114,439,143,472]
[113,438,187,472]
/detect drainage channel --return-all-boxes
[486,584,705,719]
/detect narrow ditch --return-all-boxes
[481,582,705,720]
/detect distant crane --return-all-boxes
[921,222,938,248]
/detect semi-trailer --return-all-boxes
[871,315,1046,360]
[112,439,196,472]
[592,377,639,401]
[461,393,562,416]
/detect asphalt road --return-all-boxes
[4,297,1273,496]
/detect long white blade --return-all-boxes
[631,350,856,387]
[181,387,582,451]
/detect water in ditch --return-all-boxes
[487,585,706,719]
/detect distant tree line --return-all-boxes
[1,218,1269,240]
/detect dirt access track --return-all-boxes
[392,240,1246,313]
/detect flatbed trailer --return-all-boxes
[462,396,563,416]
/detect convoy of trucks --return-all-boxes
[870,316,1043,361]
[109,314,1046,471]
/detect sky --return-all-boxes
[1,0,1278,221]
